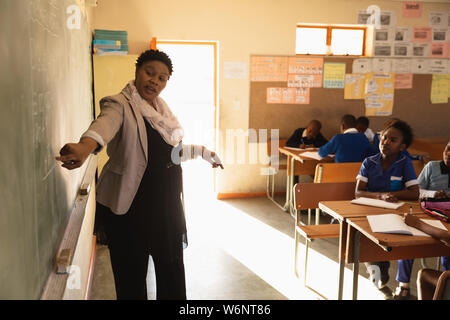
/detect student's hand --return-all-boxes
[379,193,398,202]
[299,144,306,149]
[55,138,98,170]
[403,213,420,228]
[435,190,448,199]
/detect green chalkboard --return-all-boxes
[0,0,93,299]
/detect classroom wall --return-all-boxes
[93,0,450,194]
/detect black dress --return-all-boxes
[97,118,187,300]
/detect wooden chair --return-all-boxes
[293,182,356,299]
[410,138,448,161]
[434,270,450,300]
[266,139,287,209]
[412,159,424,177]
[304,162,361,224]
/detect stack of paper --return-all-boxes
[351,197,405,209]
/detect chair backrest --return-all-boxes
[267,138,287,159]
[294,181,357,210]
[434,270,450,300]
[314,162,362,183]
[412,159,424,177]
[410,138,448,161]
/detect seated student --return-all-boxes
[355,119,420,299]
[318,114,374,163]
[393,141,450,300]
[403,214,450,300]
[372,118,414,160]
[285,119,328,149]
[356,116,375,143]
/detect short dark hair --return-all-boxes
[135,49,173,76]
[308,119,322,130]
[356,116,369,127]
[341,114,356,129]
[383,119,414,148]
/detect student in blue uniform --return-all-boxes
[355,119,420,299]
[318,114,374,162]
[392,141,450,300]
[286,119,328,149]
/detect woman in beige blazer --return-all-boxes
[56,50,223,300]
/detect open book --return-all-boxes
[351,197,404,210]
[367,214,447,236]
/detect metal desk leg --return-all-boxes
[337,221,345,300]
[352,230,360,300]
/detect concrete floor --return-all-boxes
[89,192,440,300]
[89,164,438,300]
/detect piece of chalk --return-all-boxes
[80,183,91,195]
[55,248,72,274]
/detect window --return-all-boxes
[296,25,366,56]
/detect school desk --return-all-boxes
[347,214,450,300]
[278,147,319,218]
[318,200,423,299]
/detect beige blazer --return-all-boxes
[82,83,150,214]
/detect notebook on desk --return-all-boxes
[367,214,446,236]
[351,197,405,210]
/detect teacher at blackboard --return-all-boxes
[56,49,223,300]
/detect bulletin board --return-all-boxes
[249,55,450,141]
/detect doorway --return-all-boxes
[156,40,218,198]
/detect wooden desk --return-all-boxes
[347,215,450,300]
[278,147,319,217]
[318,200,423,299]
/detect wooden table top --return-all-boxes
[318,200,423,221]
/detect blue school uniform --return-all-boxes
[357,152,421,285]
[356,153,419,192]
[318,129,374,163]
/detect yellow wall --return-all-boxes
[92,0,450,194]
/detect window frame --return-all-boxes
[296,24,367,57]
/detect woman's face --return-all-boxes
[135,60,170,103]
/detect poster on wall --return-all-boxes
[323,62,346,88]
[352,58,372,74]
[394,73,413,89]
[429,59,449,74]
[364,73,395,116]
[266,87,310,104]
[372,58,392,72]
[373,43,392,57]
[392,59,412,73]
[344,74,366,99]
[432,28,448,42]
[393,42,412,57]
[412,42,431,57]
[394,26,413,42]
[430,74,449,104]
[287,57,323,88]
[413,27,432,42]
[402,2,422,18]
[429,12,448,28]
[411,58,431,74]
[430,43,449,58]
[250,56,288,81]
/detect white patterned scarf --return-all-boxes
[129,80,184,147]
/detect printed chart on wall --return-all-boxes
[250,56,288,82]
[323,62,346,88]
[364,73,395,116]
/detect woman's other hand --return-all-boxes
[55,137,98,170]
[201,147,224,169]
